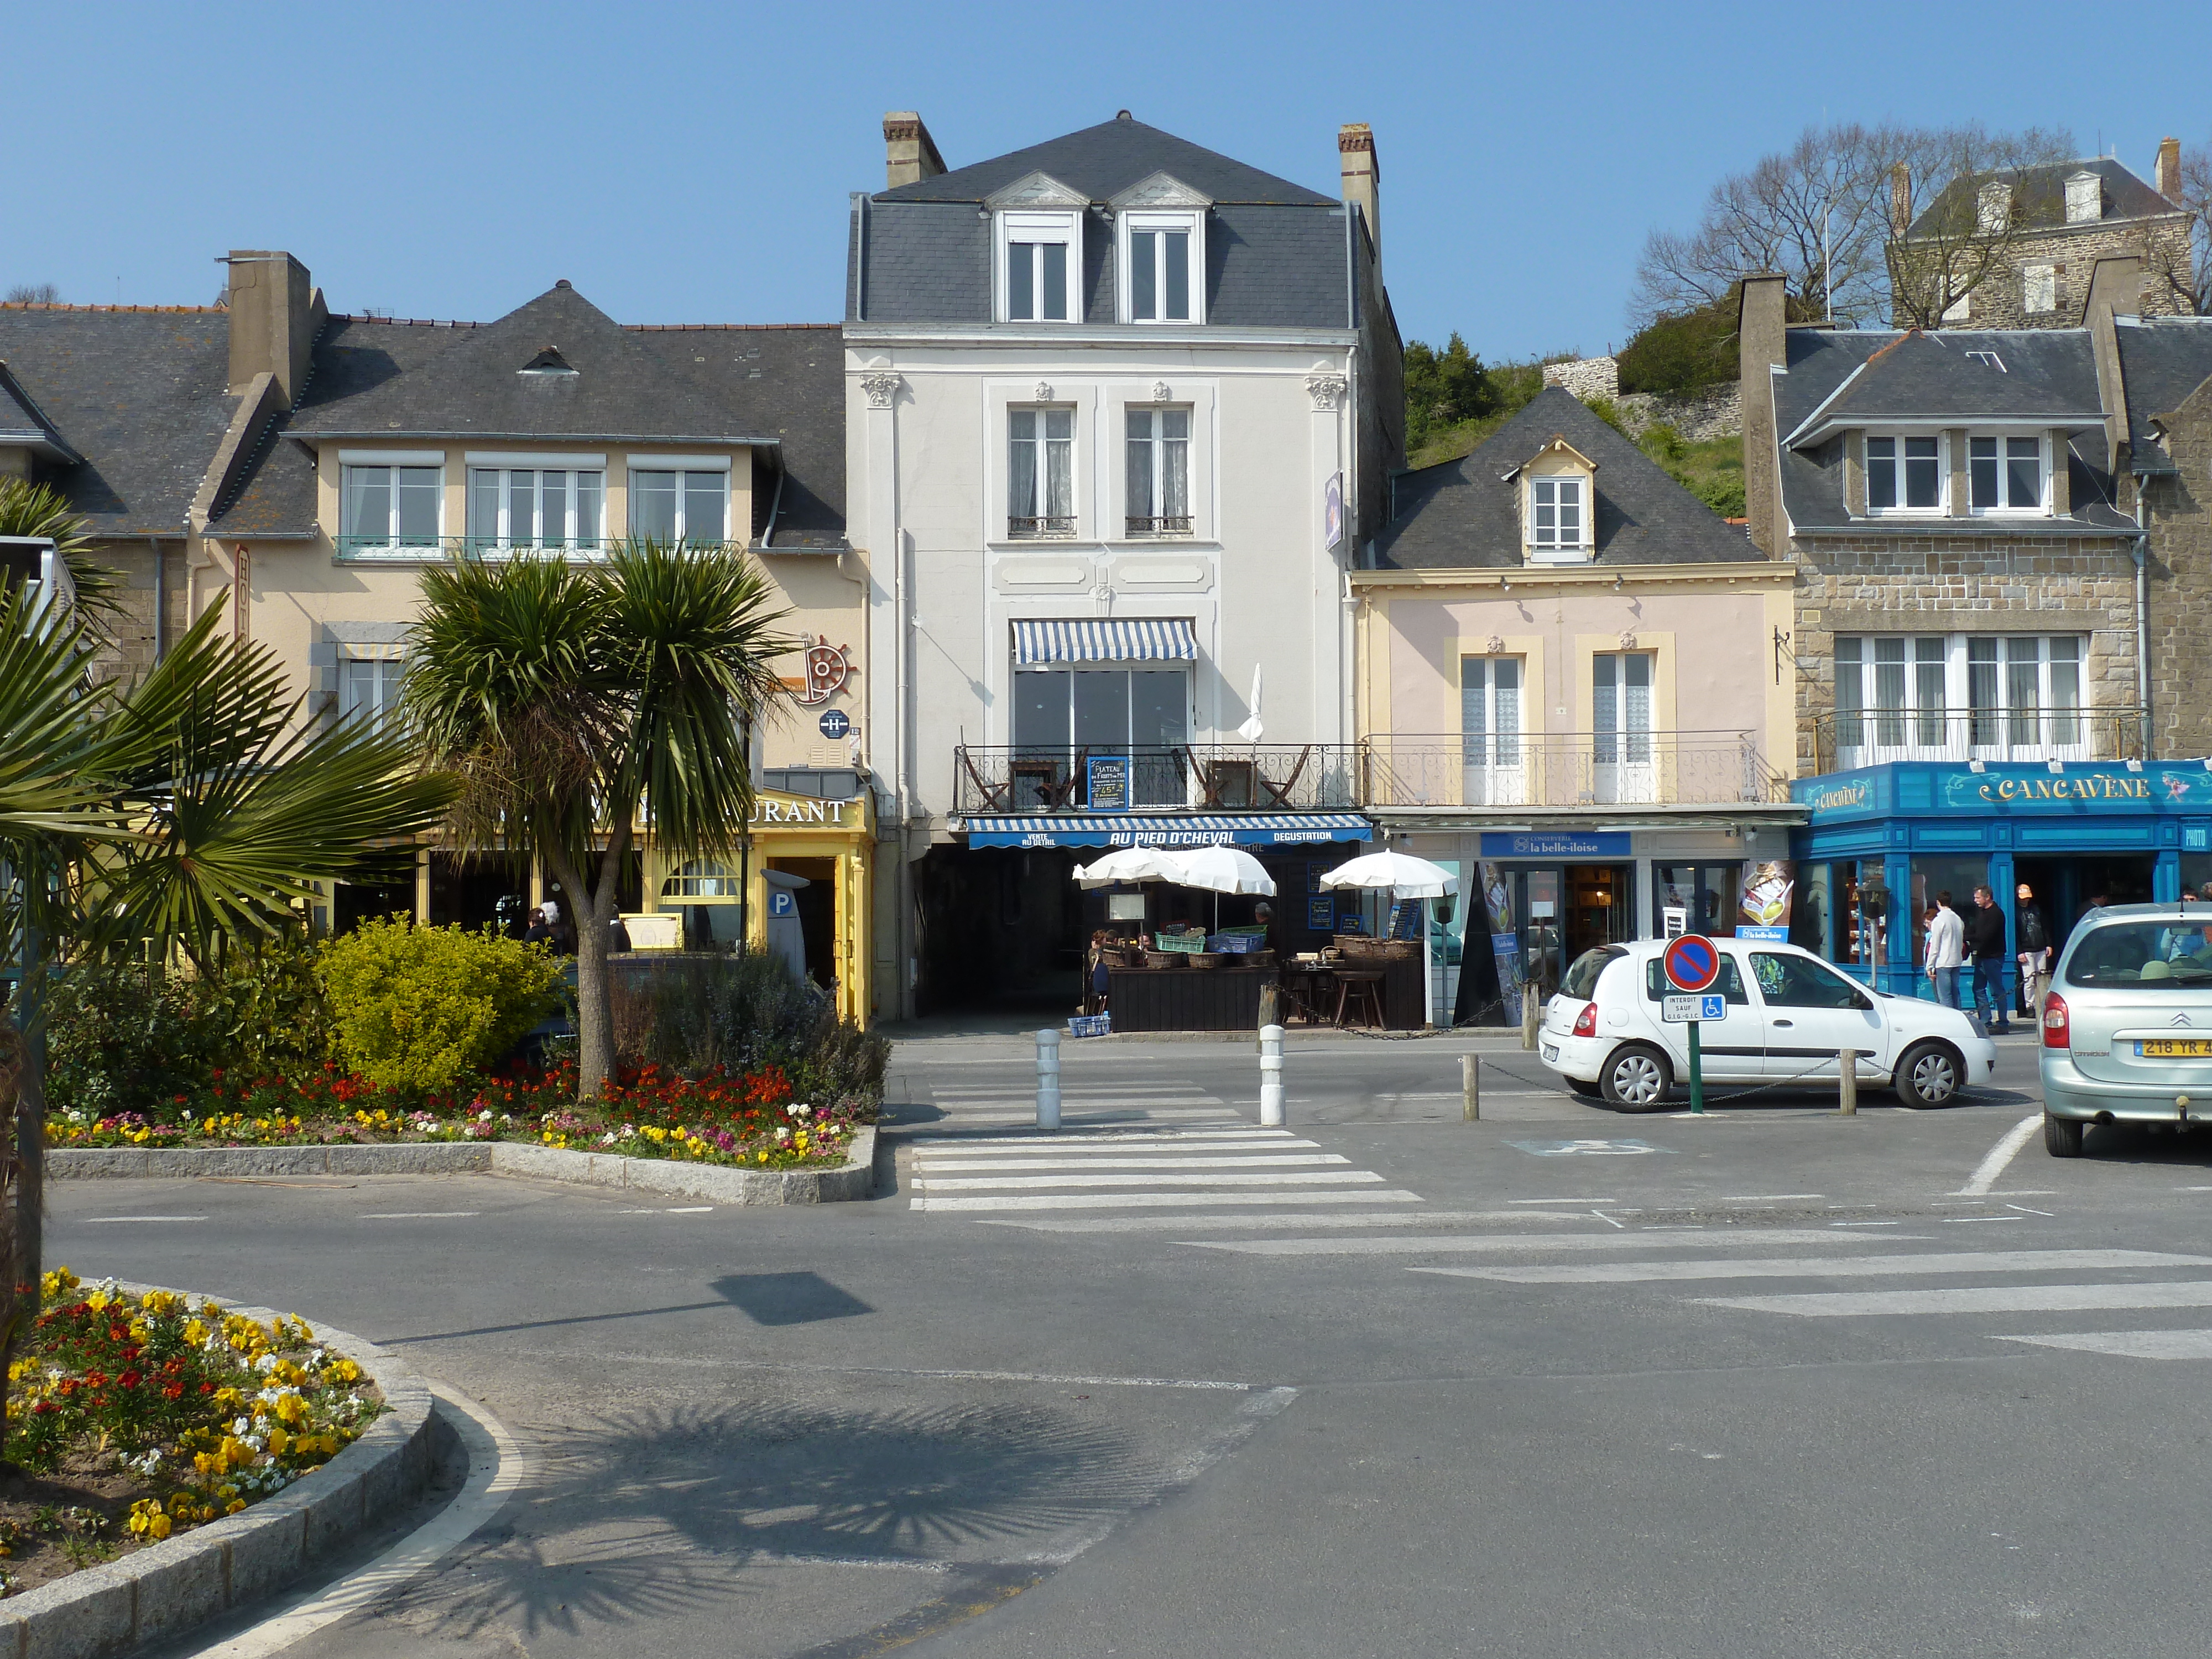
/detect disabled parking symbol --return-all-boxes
[1506,1139,1675,1157]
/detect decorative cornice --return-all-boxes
[860,371,901,410]
[1306,374,1348,412]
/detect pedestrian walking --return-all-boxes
[1924,891,1964,1010]
[1966,885,2011,1034]
[2013,882,2051,1021]
[523,902,555,949]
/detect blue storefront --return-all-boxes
[1788,761,2212,1000]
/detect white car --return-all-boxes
[1538,937,1999,1109]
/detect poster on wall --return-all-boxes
[1736,860,1794,942]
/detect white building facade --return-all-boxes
[846,112,1402,1016]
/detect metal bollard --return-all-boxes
[1036,1028,1061,1130]
[1521,982,1540,1051]
[1839,1048,1858,1117]
[1259,1023,1286,1126]
[1463,1052,1480,1121]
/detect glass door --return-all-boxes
[1520,869,1563,1000]
[1593,654,1655,804]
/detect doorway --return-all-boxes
[768,857,838,992]
[2015,853,2155,952]
[1565,863,1634,961]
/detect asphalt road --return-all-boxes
[54,1029,2212,1657]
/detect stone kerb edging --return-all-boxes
[48,1125,877,1206]
[0,1288,447,1659]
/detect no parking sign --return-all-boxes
[1663,934,1721,994]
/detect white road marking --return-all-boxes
[914,1171,1387,1191]
[1697,1281,2212,1317]
[976,1210,1584,1234]
[612,1206,715,1214]
[552,1349,1269,1390]
[186,1383,529,1658]
[1957,1113,2043,1195]
[1508,1197,1620,1204]
[1996,1329,2212,1359]
[1416,1249,2211,1285]
[912,1155,1351,1173]
[2004,1203,2056,1217]
[1719,1193,1824,1202]
[359,1212,482,1219]
[1190,1228,1930,1258]
[1592,1209,1626,1229]
[911,1136,1311,1156]
[914,1189,1425,1213]
[1830,1220,1902,1227]
[79,1215,207,1223]
[1943,1216,2024,1224]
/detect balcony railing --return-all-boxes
[331,535,742,562]
[953,745,1361,815]
[1360,733,1791,810]
[1006,515,1076,540]
[1811,707,2145,774]
[1124,515,1193,538]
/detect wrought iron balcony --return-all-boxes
[1360,733,1791,810]
[1006,515,1077,540]
[1124,515,1193,538]
[1809,707,2146,774]
[953,744,1361,815]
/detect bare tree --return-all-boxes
[1634,122,2074,331]
[1882,123,2078,328]
[4,283,60,305]
[2153,138,2212,315]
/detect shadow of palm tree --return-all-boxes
[395,1393,1154,1642]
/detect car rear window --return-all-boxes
[2064,922,2212,988]
[1561,947,1625,999]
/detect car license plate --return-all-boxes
[1541,1044,1559,1063]
[2135,1039,2212,1057]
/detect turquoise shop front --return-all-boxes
[1787,761,2212,999]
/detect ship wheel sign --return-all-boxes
[795,638,853,706]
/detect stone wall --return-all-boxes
[2144,378,2212,757]
[85,537,188,684]
[1786,529,2141,773]
[1905,217,2196,330]
[1618,383,1743,444]
[1542,356,1618,401]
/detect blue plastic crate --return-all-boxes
[1068,1013,1112,1038]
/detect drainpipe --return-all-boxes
[2132,486,2151,759]
[149,533,165,660]
[757,461,785,550]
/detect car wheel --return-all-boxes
[2044,1113,2085,1158]
[1567,1076,1603,1099]
[1600,1044,1672,1109]
[1892,1041,1962,1108]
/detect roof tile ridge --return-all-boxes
[330,314,481,328]
[1863,329,1922,367]
[624,321,841,332]
[0,301,227,314]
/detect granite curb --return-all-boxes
[48,1126,878,1206]
[0,1288,453,1659]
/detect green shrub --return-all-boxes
[1617,299,1738,398]
[42,960,224,1118]
[610,950,890,1108]
[319,917,564,1093]
[195,928,329,1077]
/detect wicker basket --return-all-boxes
[1334,934,1417,963]
[1142,951,1182,969]
[1188,952,1225,969]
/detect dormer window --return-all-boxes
[1515,435,1596,562]
[1111,174,1211,326]
[1968,434,2046,514]
[1865,435,1943,513]
[988,174,1089,324]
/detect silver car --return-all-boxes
[2040,904,2212,1156]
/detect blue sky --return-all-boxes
[8,2,2208,361]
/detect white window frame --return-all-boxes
[338,460,444,553]
[1526,474,1588,560]
[340,653,406,733]
[467,466,607,553]
[1863,432,1948,515]
[1833,633,2088,760]
[2023,263,2057,314]
[997,211,1082,324]
[626,467,729,545]
[1124,406,1192,536]
[1460,655,1526,806]
[1117,211,1204,325]
[1008,406,1077,539]
[1966,432,2048,515]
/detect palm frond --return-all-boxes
[0,585,135,840]
[0,478,125,625]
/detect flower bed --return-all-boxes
[0,1271,383,1598]
[47,1060,866,1173]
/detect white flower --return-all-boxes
[233,1416,252,1436]
[477,1108,493,1122]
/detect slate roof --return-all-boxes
[212,287,847,547]
[1906,155,2180,238]
[877,116,1334,206]
[851,116,1353,330]
[0,361,78,460]
[2114,315,2212,476]
[1373,387,1759,570]
[0,305,238,536]
[1770,326,2129,532]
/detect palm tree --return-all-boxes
[0,479,124,624]
[405,540,794,1100]
[1,584,453,1433]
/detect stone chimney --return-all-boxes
[883,112,945,190]
[1339,123,1380,273]
[1737,274,1790,560]
[223,250,320,408]
[1888,164,1912,236]
[2157,135,2183,202]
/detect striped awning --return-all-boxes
[957,813,1373,849]
[1014,617,1198,665]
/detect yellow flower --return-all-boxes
[267,1426,291,1455]
[225,1499,246,1515]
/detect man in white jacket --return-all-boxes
[1924,890,1965,1009]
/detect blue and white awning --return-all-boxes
[1014,617,1198,665]
[958,813,1373,849]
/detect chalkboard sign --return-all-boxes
[1087,755,1131,812]
[1306,896,1335,931]
[1388,899,1422,941]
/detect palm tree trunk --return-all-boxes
[552,818,633,1104]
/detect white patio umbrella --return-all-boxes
[1165,845,1277,931]
[1319,850,1460,1028]
[1072,846,1185,889]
